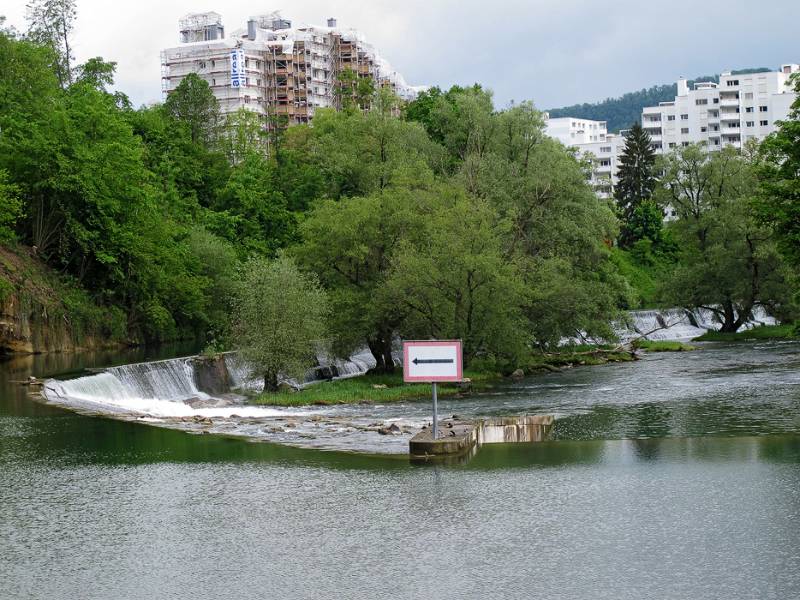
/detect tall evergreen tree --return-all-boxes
[614,122,658,248]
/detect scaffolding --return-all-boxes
[161,12,421,129]
[179,12,224,43]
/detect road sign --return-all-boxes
[403,340,463,441]
[403,340,463,382]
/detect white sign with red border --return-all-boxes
[403,340,463,383]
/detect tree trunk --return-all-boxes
[719,300,739,333]
[367,338,387,373]
[367,332,395,374]
[263,371,278,392]
[381,337,395,375]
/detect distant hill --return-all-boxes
[547,68,772,133]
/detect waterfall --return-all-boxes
[43,356,298,419]
[224,347,380,392]
[619,306,777,341]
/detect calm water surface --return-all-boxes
[2,342,800,599]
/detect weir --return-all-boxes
[618,305,775,341]
[409,415,555,462]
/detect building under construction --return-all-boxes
[161,12,423,126]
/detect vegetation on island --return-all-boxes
[693,324,797,342]
[0,2,798,388]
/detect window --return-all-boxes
[696,98,708,105]
[211,78,216,86]
[245,59,250,68]
[667,115,676,121]
[599,159,611,167]
[211,60,216,68]
[244,96,251,104]
[744,92,753,100]
[668,142,676,148]
[746,121,754,127]
[681,114,689,120]
[198,61,207,69]
[681,127,689,134]
[700,126,707,132]
[682,141,690,146]
[600,146,611,153]
[713,98,719,104]
[745,107,754,113]
[759,106,768,112]
[760,120,769,126]
[727,80,739,86]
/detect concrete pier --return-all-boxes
[409,414,554,462]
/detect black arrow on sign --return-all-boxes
[412,358,454,365]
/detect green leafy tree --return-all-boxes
[303,99,442,199]
[386,195,529,366]
[220,108,267,164]
[0,170,22,242]
[164,73,221,146]
[658,145,794,331]
[25,0,75,88]
[457,107,627,345]
[212,152,295,256]
[233,256,329,391]
[293,186,430,372]
[758,73,800,268]
[615,123,659,248]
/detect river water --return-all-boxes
[2,342,800,598]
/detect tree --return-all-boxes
[658,145,794,332]
[0,170,22,242]
[458,114,627,345]
[293,186,427,373]
[758,72,800,268]
[233,256,329,391]
[615,123,658,248]
[25,0,76,88]
[212,151,295,256]
[386,195,529,366]
[163,73,221,146]
[220,108,268,164]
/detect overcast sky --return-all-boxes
[3,0,799,109]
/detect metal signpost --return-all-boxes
[403,340,463,440]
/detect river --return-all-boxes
[2,341,800,598]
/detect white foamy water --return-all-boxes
[43,357,308,419]
[618,306,777,342]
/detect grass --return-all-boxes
[253,371,497,407]
[632,340,697,352]
[693,324,797,342]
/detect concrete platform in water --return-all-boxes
[409,415,554,462]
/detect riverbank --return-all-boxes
[693,324,797,342]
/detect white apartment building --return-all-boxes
[642,64,799,154]
[161,12,422,126]
[544,115,626,197]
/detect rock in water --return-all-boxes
[378,423,402,435]
[510,369,525,380]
